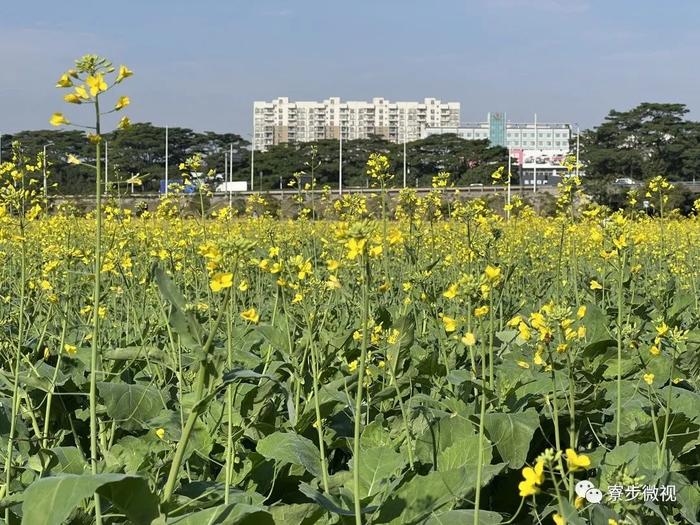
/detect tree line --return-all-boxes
[2,103,700,194]
[0,123,508,193]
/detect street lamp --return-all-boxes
[339,123,343,196]
[42,142,54,199]
[575,123,580,178]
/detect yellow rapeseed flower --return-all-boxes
[114,95,130,110]
[443,283,459,299]
[484,265,501,283]
[518,459,545,497]
[50,113,69,126]
[441,315,457,332]
[346,238,366,260]
[566,448,591,471]
[240,307,260,324]
[210,272,233,292]
[115,65,134,83]
[474,305,489,318]
[86,73,108,96]
[643,373,654,385]
[461,332,476,346]
[590,280,603,290]
[56,73,73,88]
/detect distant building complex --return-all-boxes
[252,97,460,151]
[423,114,575,186]
[421,113,572,151]
[252,100,575,186]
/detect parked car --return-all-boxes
[613,177,639,188]
[215,181,248,192]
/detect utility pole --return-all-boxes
[224,150,228,191]
[575,124,580,178]
[229,143,233,207]
[165,125,169,194]
[104,142,109,195]
[250,115,256,191]
[42,144,48,199]
[403,124,407,188]
[507,149,512,221]
[533,113,538,193]
[339,124,343,195]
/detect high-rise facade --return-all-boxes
[253,97,460,151]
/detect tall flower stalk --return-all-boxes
[1,144,43,522]
[52,55,133,524]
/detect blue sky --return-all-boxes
[1,0,698,134]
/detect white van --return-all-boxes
[215,181,248,192]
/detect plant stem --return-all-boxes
[3,226,26,524]
[473,323,488,525]
[91,95,104,525]
[163,290,230,505]
[615,254,626,447]
[353,252,370,525]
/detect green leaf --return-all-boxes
[256,432,322,478]
[46,446,87,475]
[166,503,273,524]
[424,509,503,525]
[438,434,492,472]
[415,415,476,467]
[268,503,325,524]
[376,464,504,524]
[21,473,159,525]
[349,446,406,498]
[482,409,539,469]
[154,266,202,348]
[97,382,166,431]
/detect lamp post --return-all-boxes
[575,123,580,178]
[339,123,343,195]
[164,125,169,194]
[104,141,109,195]
[250,115,256,191]
[42,142,53,199]
[403,123,407,188]
[229,143,234,207]
[507,149,512,220]
[533,113,538,193]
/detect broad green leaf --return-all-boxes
[154,266,202,348]
[21,473,158,525]
[268,503,325,524]
[438,434,492,472]
[424,509,503,525]
[482,409,540,468]
[376,464,504,524]
[166,503,273,524]
[256,431,322,478]
[349,446,406,498]
[97,382,166,431]
[415,415,475,467]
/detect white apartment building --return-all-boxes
[252,97,460,151]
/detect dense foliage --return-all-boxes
[0,174,698,523]
[0,127,508,194]
[580,103,700,184]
